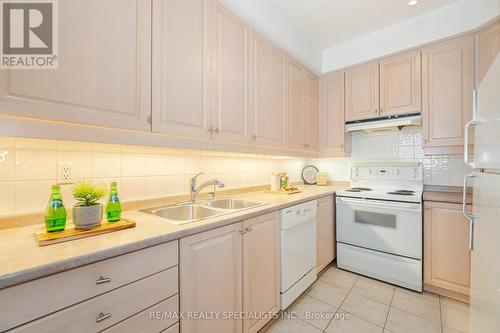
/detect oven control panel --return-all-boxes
[351,164,422,182]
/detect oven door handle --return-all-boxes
[336,196,421,211]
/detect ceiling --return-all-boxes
[269,0,460,49]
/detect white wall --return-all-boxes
[322,0,500,73]
[218,0,323,74]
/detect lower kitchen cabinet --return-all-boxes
[424,201,471,302]
[180,212,280,333]
[242,213,280,333]
[1,241,179,333]
[316,195,335,273]
[180,223,243,333]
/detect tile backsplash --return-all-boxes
[0,128,470,215]
[312,127,471,186]
[0,137,308,215]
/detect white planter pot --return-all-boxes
[72,204,103,230]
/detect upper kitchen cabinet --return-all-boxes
[287,59,308,150]
[211,3,251,144]
[0,0,152,131]
[306,73,319,151]
[319,71,345,157]
[345,61,379,122]
[422,36,474,153]
[287,58,318,151]
[251,35,287,147]
[478,20,500,84]
[152,0,211,138]
[379,51,421,117]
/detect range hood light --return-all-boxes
[345,114,422,133]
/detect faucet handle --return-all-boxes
[217,180,225,188]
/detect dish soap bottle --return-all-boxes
[44,185,67,233]
[106,182,122,222]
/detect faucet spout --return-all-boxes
[190,175,224,202]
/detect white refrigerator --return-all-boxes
[465,54,500,333]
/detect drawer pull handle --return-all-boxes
[245,227,253,232]
[96,312,111,323]
[96,276,112,284]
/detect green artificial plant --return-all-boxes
[72,182,106,207]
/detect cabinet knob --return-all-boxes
[96,276,112,284]
[374,109,378,113]
[96,312,112,323]
[303,144,310,148]
[340,144,344,148]
[214,127,220,134]
[239,230,246,235]
[380,108,383,113]
[252,135,257,140]
[245,227,253,232]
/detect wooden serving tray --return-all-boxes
[264,188,301,195]
[34,218,136,247]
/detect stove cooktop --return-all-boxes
[337,187,422,203]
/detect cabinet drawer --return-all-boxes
[102,294,178,333]
[0,241,178,332]
[10,267,178,333]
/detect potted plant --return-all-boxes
[72,182,106,230]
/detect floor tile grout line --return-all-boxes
[322,274,360,332]
[383,288,396,329]
[440,296,444,333]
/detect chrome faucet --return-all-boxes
[190,172,225,202]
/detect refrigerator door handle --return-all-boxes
[463,173,475,250]
[464,89,480,168]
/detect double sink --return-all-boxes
[141,198,266,225]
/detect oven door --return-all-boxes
[336,196,422,259]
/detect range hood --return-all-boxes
[345,113,421,133]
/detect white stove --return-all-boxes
[336,163,423,291]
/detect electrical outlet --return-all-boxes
[58,162,74,184]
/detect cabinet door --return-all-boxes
[152,0,211,138]
[306,73,319,151]
[212,3,250,144]
[380,51,421,117]
[319,71,345,156]
[180,223,243,333]
[478,20,500,83]
[424,201,471,298]
[345,62,379,121]
[317,195,335,273]
[251,35,287,147]
[422,36,474,149]
[287,59,307,150]
[0,0,151,131]
[242,212,280,333]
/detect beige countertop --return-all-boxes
[423,185,472,205]
[0,183,347,290]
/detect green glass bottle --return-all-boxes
[44,185,67,233]
[106,182,122,222]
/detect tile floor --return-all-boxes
[267,265,470,333]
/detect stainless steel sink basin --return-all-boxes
[200,198,262,210]
[141,198,266,225]
[142,205,223,224]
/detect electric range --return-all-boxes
[336,163,423,291]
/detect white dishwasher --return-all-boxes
[280,200,317,310]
